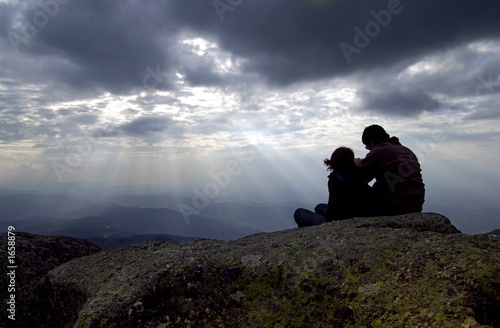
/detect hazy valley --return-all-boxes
[1,188,305,249]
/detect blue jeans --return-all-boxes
[294,203,328,227]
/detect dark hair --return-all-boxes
[362,124,390,146]
[324,147,356,172]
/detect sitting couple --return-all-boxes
[294,125,425,227]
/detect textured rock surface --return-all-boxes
[8,213,500,327]
[0,232,101,327]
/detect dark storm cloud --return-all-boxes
[64,113,99,125]
[394,45,500,100]
[2,0,499,94]
[473,63,500,98]
[357,88,442,116]
[96,116,176,139]
[120,117,172,136]
[2,0,174,94]
[167,0,500,85]
[0,3,13,36]
[465,98,500,120]
[182,66,223,87]
[1,0,499,120]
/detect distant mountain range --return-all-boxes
[1,189,305,248]
[3,202,259,241]
[0,189,95,220]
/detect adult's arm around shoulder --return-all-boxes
[357,151,378,182]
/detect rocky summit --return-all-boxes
[2,213,499,328]
[0,232,101,327]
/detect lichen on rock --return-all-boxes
[0,232,101,328]
[7,213,500,327]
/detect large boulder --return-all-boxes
[10,213,500,327]
[0,232,101,327]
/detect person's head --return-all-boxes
[324,147,356,172]
[362,125,390,150]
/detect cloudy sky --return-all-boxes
[1,0,499,233]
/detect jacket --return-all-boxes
[326,167,372,221]
[358,137,425,212]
